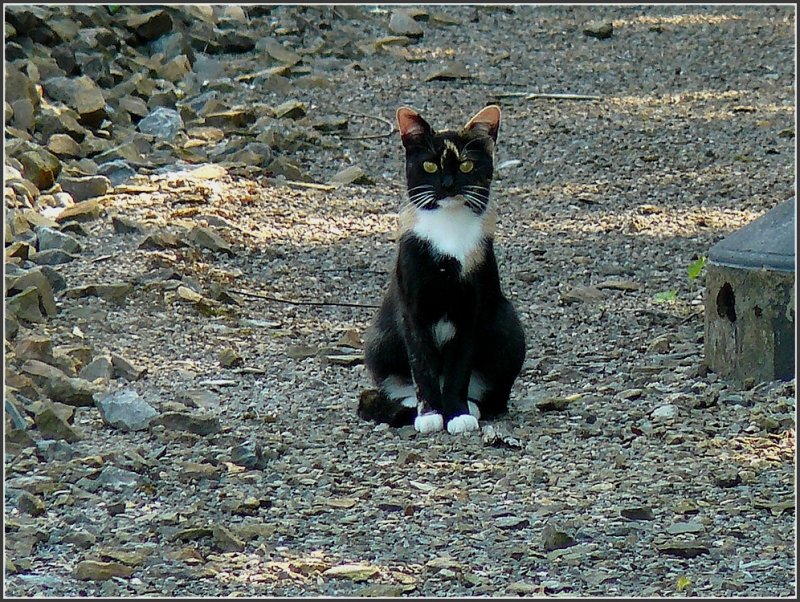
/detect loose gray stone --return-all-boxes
[31,249,79,266]
[137,107,184,140]
[6,287,45,323]
[126,9,173,41]
[42,75,107,127]
[94,388,159,432]
[657,541,710,558]
[218,347,243,368]
[64,283,133,303]
[111,215,145,234]
[35,226,82,254]
[13,334,53,362]
[19,148,62,189]
[583,21,613,39]
[63,529,96,549]
[5,314,20,340]
[666,521,705,535]
[542,523,577,551]
[12,98,35,131]
[153,411,220,436]
[187,225,233,256]
[621,506,655,521]
[35,439,77,462]
[212,525,246,553]
[58,175,111,202]
[5,397,31,430]
[55,199,103,223]
[495,516,530,530]
[389,11,424,38]
[714,469,741,488]
[34,403,82,442]
[35,265,67,294]
[651,404,679,421]
[175,389,220,410]
[22,359,101,406]
[79,466,140,492]
[47,133,82,158]
[16,491,46,517]
[79,355,114,383]
[96,160,136,186]
[230,440,268,470]
[111,353,147,380]
[75,559,134,581]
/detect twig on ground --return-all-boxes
[492,91,602,101]
[277,180,338,191]
[334,111,395,140]
[231,288,380,309]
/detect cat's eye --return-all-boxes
[459,160,474,173]
[423,161,438,173]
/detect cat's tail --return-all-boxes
[357,389,416,427]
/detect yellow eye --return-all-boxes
[459,160,474,173]
[423,161,438,173]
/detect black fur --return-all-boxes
[360,106,525,432]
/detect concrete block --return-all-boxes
[704,197,795,383]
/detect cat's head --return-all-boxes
[396,105,500,215]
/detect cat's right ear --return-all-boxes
[396,107,432,147]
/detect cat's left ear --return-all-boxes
[464,105,501,143]
[397,107,432,147]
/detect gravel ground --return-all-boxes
[4,4,796,597]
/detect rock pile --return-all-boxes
[5,5,436,217]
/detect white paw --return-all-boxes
[467,401,481,420]
[447,414,480,435]
[415,413,444,433]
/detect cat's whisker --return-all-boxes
[408,191,435,203]
[463,193,489,212]
[463,190,489,202]
[407,192,436,210]
[407,185,435,194]
[462,185,490,193]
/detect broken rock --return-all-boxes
[35,226,82,254]
[94,388,159,431]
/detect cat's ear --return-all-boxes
[396,107,432,147]
[464,105,501,142]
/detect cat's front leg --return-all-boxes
[400,322,446,433]
[440,332,481,435]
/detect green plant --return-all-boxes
[687,256,707,280]
[653,290,678,303]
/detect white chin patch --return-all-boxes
[415,413,444,433]
[447,414,480,435]
[413,202,484,265]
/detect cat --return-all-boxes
[358,105,526,435]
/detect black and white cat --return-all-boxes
[359,105,525,435]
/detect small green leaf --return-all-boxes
[687,257,707,280]
[653,290,678,303]
[676,576,692,592]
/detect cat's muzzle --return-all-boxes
[436,195,466,209]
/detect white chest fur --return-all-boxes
[432,318,456,348]
[412,201,486,266]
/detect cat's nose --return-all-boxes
[442,174,454,191]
